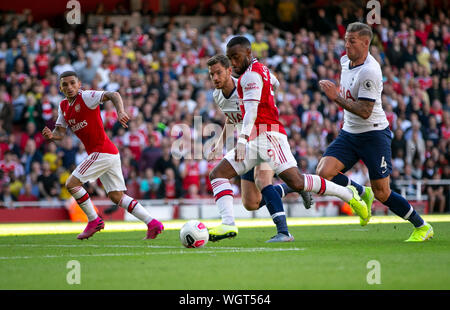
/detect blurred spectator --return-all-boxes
[19,121,45,152]
[43,141,61,172]
[21,139,43,175]
[252,32,269,59]
[154,142,178,177]
[58,167,72,200]
[60,135,77,169]
[139,134,162,171]
[422,158,437,180]
[391,128,407,161]
[0,150,24,178]
[78,56,98,85]
[179,158,202,192]
[53,56,74,76]
[140,168,161,199]
[185,183,201,199]
[403,164,417,196]
[0,92,13,133]
[411,157,423,180]
[11,85,27,124]
[406,126,426,165]
[37,161,59,201]
[348,162,369,188]
[75,144,87,166]
[123,120,146,161]
[0,183,16,207]
[8,170,23,199]
[17,182,38,202]
[157,167,183,199]
[426,171,446,214]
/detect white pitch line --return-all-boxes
[0,244,181,249]
[0,244,279,250]
[0,247,305,260]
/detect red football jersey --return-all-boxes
[182,161,201,190]
[56,90,118,155]
[237,59,286,139]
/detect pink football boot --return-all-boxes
[77,217,105,240]
[144,219,164,239]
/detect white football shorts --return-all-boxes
[224,131,298,176]
[72,152,127,193]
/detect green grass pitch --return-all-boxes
[0,215,449,290]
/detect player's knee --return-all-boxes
[65,176,81,192]
[280,169,303,192]
[242,197,260,211]
[254,178,269,191]
[65,178,72,190]
[108,191,124,204]
[372,187,390,203]
[315,165,334,180]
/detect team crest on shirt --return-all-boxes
[75,104,81,112]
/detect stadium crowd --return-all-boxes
[0,0,449,213]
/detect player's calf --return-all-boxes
[68,185,99,224]
[261,185,290,237]
[277,167,305,192]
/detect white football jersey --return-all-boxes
[213,74,280,133]
[339,53,389,133]
[213,76,242,131]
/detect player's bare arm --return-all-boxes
[102,91,129,128]
[42,125,66,141]
[319,80,374,119]
[235,99,258,162]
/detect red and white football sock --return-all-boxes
[211,178,235,226]
[69,186,98,222]
[303,174,353,202]
[119,194,153,224]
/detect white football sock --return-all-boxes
[303,174,353,202]
[211,178,235,226]
[70,186,98,222]
[119,194,153,224]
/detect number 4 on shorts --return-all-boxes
[380,156,387,173]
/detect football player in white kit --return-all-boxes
[318,22,433,241]
[206,54,313,241]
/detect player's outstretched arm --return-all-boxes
[42,126,66,141]
[102,91,129,128]
[319,80,374,119]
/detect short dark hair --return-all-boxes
[346,22,373,41]
[207,54,230,68]
[226,36,251,49]
[59,71,78,79]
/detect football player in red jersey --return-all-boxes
[206,54,313,242]
[42,71,164,240]
[208,36,368,242]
